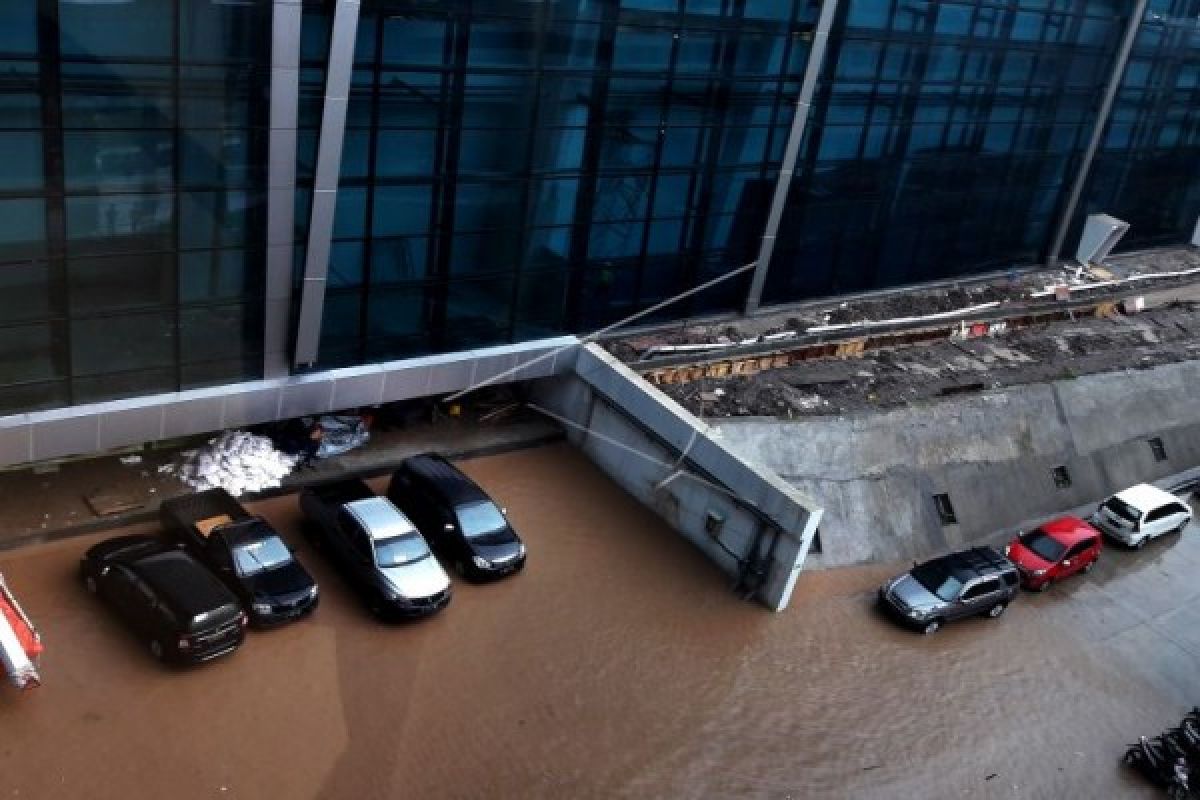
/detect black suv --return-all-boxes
[387,453,526,581]
[81,534,247,664]
[878,546,1019,634]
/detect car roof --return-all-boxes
[1036,515,1099,546]
[1113,483,1181,513]
[343,496,418,541]
[927,546,1014,581]
[130,550,234,617]
[401,453,487,506]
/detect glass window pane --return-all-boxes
[0,264,53,325]
[468,21,536,68]
[66,194,174,255]
[372,186,432,237]
[180,191,257,250]
[613,27,673,72]
[59,0,173,60]
[0,61,40,128]
[70,312,176,377]
[0,133,42,191]
[375,130,436,177]
[0,323,62,385]
[333,188,367,239]
[64,131,173,191]
[0,6,37,55]
[179,249,263,304]
[179,0,269,63]
[61,63,174,129]
[0,198,46,261]
[382,18,446,66]
[180,304,259,364]
[67,252,174,314]
[370,237,428,284]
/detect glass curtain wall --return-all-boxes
[764,0,1130,305]
[0,0,269,415]
[304,0,815,369]
[1076,0,1200,250]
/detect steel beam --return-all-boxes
[1045,1,1150,266]
[293,0,361,367]
[744,0,841,314]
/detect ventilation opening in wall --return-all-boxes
[1052,466,1072,489]
[933,493,957,525]
[810,528,822,554]
[1148,437,1167,462]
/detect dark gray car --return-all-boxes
[878,546,1019,634]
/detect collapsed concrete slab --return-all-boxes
[532,344,822,611]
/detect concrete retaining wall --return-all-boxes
[714,359,1200,567]
[533,344,822,611]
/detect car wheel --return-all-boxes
[149,639,165,661]
[921,619,941,635]
[84,574,98,594]
[987,602,1007,618]
[1037,579,1053,592]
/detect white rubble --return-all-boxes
[168,431,298,497]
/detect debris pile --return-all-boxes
[164,431,297,496]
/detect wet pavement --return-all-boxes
[0,443,1195,798]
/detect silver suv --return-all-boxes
[879,546,1020,634]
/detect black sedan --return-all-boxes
[386,453,526,581]
[80,534,247,664]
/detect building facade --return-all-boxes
[0,0,1198,424]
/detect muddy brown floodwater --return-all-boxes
[0,443,1193,798]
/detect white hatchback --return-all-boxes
[1090,483,1192,549]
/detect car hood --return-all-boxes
[887,575,942,611]
[380,556,450,600]
[247,560,315,600]
[1006,541,1053,572]
[470,532,522,563]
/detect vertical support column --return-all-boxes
[1045,0,1149,267]
[264,0,304,379]
[743,0,841,314]
[293,0,361,367]
[1192,216,1200,247]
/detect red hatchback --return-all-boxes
[1006,516,1102,591]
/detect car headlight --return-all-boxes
[518,543,526,557]
[251,602,273,615]
[472,555,490,569]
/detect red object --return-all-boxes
[0,593,42,659]
[1006,516,1102,590]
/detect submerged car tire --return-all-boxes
[1036,579,1053,592]
[1082,559,1096,574]
[84,574,98,594]
[149,639,165,661]
[921,619,941,635]
[987,602,1007,618]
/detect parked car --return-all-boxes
[300,478,451,618]
[1091,484,1193,549]
[878,546,1019,634]
[160,489,318,627]
[80,534,246,664]
[386,453,526,581]
[1005,516,1102,591]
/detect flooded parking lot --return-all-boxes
[0,442,1195,798]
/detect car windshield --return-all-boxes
[374,533,430,568]
[231,536,292,577]
[1018,529,1067,563]
[910,563,964,602]
[455,501,507,538]
[1104,496,1140,523]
